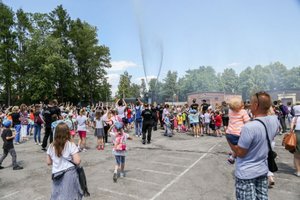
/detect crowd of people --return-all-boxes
[0,93,300,199]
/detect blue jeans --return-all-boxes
[14,125,21,143]
[34,124,42,143]
[135,120,142,136]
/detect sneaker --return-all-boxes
[227,157,235,165]
[39,143,42,146]
[35,142,38,145]
[82,148,87,152]
[97,146,101,150]
[142,140,146,145]
[101,146,104,150]
[113,173,118,182]
[120,172,125,178]
[147,141,151,144]
[14,142,20,145]
[0,166,4,170]
[41,148,47,152]
[13,165,23,170]
[294,172,300,177]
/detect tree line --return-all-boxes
[116,62,300,102]
[0,3,111,106]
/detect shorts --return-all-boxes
[94,128,104,138]
[235,176,268,200]
[122,117,128,124]
[78,131,86,138]
[226,134,240,145]
[191,122,199,127]
[215,125,221,130]
[222,117,229,126]
[115,155,125,165]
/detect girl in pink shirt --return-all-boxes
[226,97,250,164]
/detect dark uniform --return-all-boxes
[141,108,153,144]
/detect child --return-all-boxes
[177,113,183,132]
[226,97,250,164]
[164,113,173,137]
[94,110,105,150]
[215,111,223,137]
[204,110,211,135]
[0,120,23,170]
[109,121,132,182]
[64,113,76,142]
[189,109,200,137]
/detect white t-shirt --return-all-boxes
[76,115,87,131]
[204,113,210,123]
[95,117,104,129]
[47,141,78,174]
[117,106,126,118]
[293,116,300,130]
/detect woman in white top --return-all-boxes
[47,123,82,199]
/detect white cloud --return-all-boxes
[226,62,241,68]
[109,60,138,72]
[106,73,120,96]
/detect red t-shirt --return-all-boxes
[215,115,222,127]
[127,109,132,119]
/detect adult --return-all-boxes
[201,99,210,113]
[141,104,154,144]
[19,104,29,142]
[157,104,164,129]
[151,104,158,131]
[134,99,143,137]
[273,100,286,134]
[221,101,229,133]
[47,123,83,199]
[34,105,44,145]
[190,99,199,110]
[290,104,300,177]
[228,91,280,199]
[41,100,55,151]
[11,106,21,144]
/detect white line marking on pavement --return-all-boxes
[150,143,219,200]
[98,188,146,200]
[150,161,188,168]
[159,155,196,161]
[125,177,162,186]
[0,191,20,199]
[136,168,177,176]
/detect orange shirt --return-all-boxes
[227,109,250,136]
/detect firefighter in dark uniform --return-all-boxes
[141,103,154,144]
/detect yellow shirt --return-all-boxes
[177,116,183,125]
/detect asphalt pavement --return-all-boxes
[0,127,299,200]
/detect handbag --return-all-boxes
[255,119,278,172]
[282,117,298,152]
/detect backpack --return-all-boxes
[114,134,126,151]
[281,105,289,116]
[135,106,142,122]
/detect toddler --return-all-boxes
[226,97,250,164]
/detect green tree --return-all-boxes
[0,3,17,105]
[116,71,133,98]
[140,78,147,97]
[219,68,239,93]
[161,71,178,102]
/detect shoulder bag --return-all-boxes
[255,119,278,172]
[282,117,298,153]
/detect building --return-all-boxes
[267,89,300,105]
[187,92,242,107]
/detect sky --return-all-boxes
[4,0,300,95]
